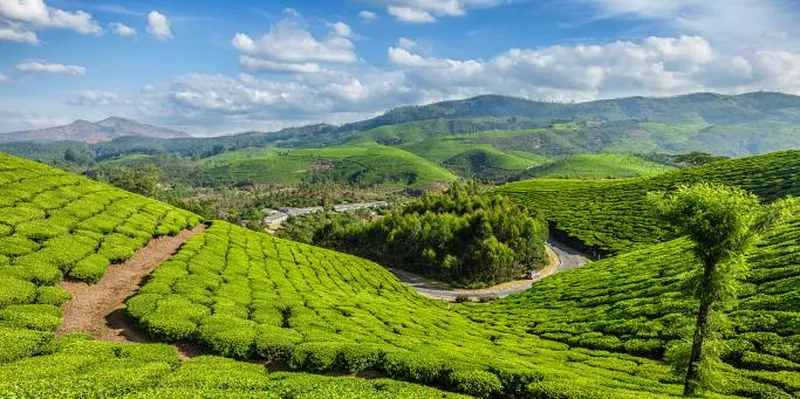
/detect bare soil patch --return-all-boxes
[57,224,206,345]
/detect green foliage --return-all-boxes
[519,153,676,180]
[34,286,72,306]
[0,277,37,307]
[649,183,788,395]
[313,182,548,286]
[69,254,111,283]
[0,327,53,363]
[500,151,800,254]
[127,221,694,397]
[90,164,163,197]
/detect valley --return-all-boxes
[1,93,799,398]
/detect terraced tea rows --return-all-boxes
[1,151,795,398]
[0,337,466,398]
[499,151,800,254]
[128,221,692,397]
[0,153,199,364]
[469,201,800,397]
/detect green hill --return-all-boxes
[0,152,690,397]
[200,144,456,188]
[470,223,800,397]
[498,151,800,254]
[1,150,798,397]
[6,93,800,180]
[518,154,677,180]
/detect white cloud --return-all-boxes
[383,35,800,102]
[122,32,800,134]
[0,0,101,44]
[0,24,37,43]
[398,37,416,50]
[231,16,357,75]
[109,22,136,37]
[329,21,352,38]
[147,10,172,40]
[374,0,508,23]
[17,60,86,76]
[582,0,799,52]
[0,73,10,83]
[358,10,378,21]
[238,55,321,74]
[388,47,452,68]
[67,90,132,106]
[387,6,435,23]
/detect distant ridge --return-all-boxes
[0,117,191,143]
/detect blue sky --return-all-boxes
[1,0,800,135]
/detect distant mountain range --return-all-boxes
[2,92,800,159]
[0,117,191,143]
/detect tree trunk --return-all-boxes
[683,298,712,395]
[684,260,715,396]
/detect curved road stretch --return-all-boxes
[391,239,590,302]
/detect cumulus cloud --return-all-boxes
[17,60,86,76]
[373,0,507,23]
[67,90,133,106]
[0,73,10,83]
[384,35,800,102]
[358,10,378,21]
[147,10,172,40]
[238,55,321,74]
[387,6,435,23]
[398,37,416,50]
[329,21,352,38]
[109,22,136,37]
[0,24,37,43]
[388,47,452,68]
[0,0,101,44]
[231,16,357,74]
[124,31,800,134]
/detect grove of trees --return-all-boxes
[311,182,549,287]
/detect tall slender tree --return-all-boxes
[648,183,790,396]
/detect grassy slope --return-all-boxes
[127,220,693,398]
[0,152,460,397]
[471,223,800,397]
[499,151,800,254]
[521,154,677,180]
[201,144,456,188]
[2,151,796,397]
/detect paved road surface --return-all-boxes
[391,239,590,302]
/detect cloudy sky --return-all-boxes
[1,0,799,136]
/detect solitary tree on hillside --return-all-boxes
[648,183,790,396]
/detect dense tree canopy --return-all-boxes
[312,182,548,287]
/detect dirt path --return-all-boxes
[392,239,590,302]
[56,224,206,343]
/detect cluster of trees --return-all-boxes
[312,182,548,287]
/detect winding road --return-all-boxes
[391,238,590,302]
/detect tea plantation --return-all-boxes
[0,151,797,398]
[468,211,800,397]
[499,150,800,255]
[127,221,696,397]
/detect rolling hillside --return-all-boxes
[499,151,800,254]
[200,144,456,188]
[471,223,800,398]
[5,92,800,178]
[0,152,687,397]
[517,154,677,180]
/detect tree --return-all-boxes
[648,183,790,396]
